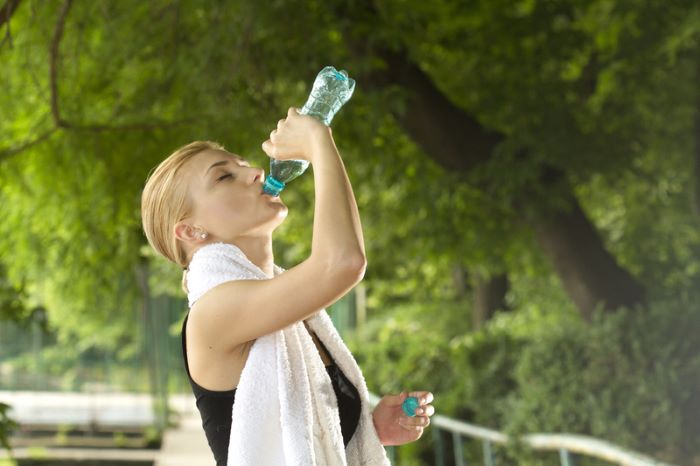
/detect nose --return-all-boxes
[253,167,265,184]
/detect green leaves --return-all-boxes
[0,0,697,339]
[0,0,698,460]
[505,301,700,462]
[0,402,19,452]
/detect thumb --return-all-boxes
[385,391,409,406]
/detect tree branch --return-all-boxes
[60,117,202,133]
[333,0,646,316]
[0,114,205,164]
[49,0,73,127]
[357,46,503,173]
[0,128,58,164]
[0,0,201,166]
[328,0,502,172]
[45,0,205,134]
[0,0,21,30]
[0,0,20,49]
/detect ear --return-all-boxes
[174,222,199,243]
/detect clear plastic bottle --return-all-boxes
[262,66,356,196]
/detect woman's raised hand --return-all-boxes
[261,107,331,162]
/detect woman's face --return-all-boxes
[181,149,288,242]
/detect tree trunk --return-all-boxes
[523,169,646,319]
[349,39,646,318]
[451,263,468,300]
[472,272,509,329]
[694,71,700,217]
[452,264,509,329]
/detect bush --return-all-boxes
[504,301,700,465]
[346,299,466,407]
[0,402,18,454]
[347,298,526,465]
[349,297,700,465]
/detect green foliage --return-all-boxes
[0,0,698,350]
[346,296,525,464]
[112,431,127,448]
[504,300,700,464]
[1,1,700,462]
[575,138,700,300]
[0,403,18,453]
[346,298,469,400]
[349,296,699,464]
[0,266,30,323]
[143,425,162,449]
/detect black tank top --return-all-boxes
[181,312,361,465]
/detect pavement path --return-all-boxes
[0,391,215,465]
[156,394,215,466]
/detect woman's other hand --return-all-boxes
[371,391,435,446]
[261,107,331,162]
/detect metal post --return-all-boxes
[483,440,495,466]
[559,449,576,466]
[31,314,41,389]
[386,445,396,464]
[452,431,465,466]
[155,295,170,429]
[329,291,350,337]
[136,260,164,431]
[433,427,446,466]
[355,282,366,330]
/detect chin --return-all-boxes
[273,198,288,209]
[264,200,287,217]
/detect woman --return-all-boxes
[141,107,435,464]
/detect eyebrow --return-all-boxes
[204,157,248,177]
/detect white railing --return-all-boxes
[367,392,675,466]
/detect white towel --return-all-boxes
[186,242,392,466]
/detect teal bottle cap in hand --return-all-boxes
[402,396,420,417]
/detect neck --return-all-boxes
[231,235,275,278]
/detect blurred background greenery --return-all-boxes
[1,0,699,464]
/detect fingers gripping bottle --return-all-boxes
[262,66,356,196]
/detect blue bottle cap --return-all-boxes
[402,396,420,417]
[262,176,285,196]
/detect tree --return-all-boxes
[1,0,699,353]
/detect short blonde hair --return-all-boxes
[141,140,225,269]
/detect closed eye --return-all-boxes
[217,173,233,182]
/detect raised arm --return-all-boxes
[190,109,366,351]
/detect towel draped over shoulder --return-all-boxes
[185,242,392,466]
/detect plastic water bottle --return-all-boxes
[262,66,356,196]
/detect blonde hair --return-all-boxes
[141,140,225,290]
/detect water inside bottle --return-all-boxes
[270,158,309,183]
[262,66,355,195]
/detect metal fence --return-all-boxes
[366,393,675,466]
[0,281,679,466]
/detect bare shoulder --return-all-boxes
[184,306,255,391]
